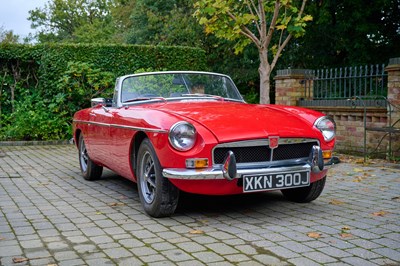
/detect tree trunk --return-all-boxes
[11,62,20,113]
[259,49,271,104]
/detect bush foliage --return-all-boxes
[0,43,207,140]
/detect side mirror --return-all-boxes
[91,98,105,107]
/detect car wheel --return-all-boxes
[78,134,103,180]
[281,176,326,203]
[137,138,179,217]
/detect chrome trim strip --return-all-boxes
[163,164,311,180]
[73,120,168,133]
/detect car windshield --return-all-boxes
[120,72,243,103]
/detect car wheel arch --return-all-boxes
[75,129,82,148]
[130,131,149,178]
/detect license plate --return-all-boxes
[243,171,310,192]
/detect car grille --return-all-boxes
[213,140,318,165]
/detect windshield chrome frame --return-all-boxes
[116,71,245,108]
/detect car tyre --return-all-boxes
[78,134,103,180]
[137,138,179,217]
[281,176,326,203]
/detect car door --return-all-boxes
[87,105,113,167]
[107,108,138,180]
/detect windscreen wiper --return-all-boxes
[181,94,224,101]
[123,97,166,103]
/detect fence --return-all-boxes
[299,64,388,107]
[274,57,400,159]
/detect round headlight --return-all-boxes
[169,122,197,151]
[315,116,336,142]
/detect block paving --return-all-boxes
[0,145,399,265]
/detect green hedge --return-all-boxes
[0,43,207,141]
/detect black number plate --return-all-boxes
[243,171,310,192]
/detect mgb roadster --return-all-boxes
[73,71,336,217]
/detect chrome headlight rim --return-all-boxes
[168,121,197,151]
[315,116,336,142]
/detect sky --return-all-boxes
[0,0,48,38]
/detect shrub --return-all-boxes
[0,43,207,140]
[0,92,70,141]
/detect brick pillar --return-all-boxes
[386,58,400,125]
[274,69,312,106]
[385,57,400,157]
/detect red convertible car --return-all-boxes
[73,71,336,217]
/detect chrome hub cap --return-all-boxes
[140,151,156,204]
[80,140,88,172]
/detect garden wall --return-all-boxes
[274,58,400,159]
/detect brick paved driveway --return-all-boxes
[0,145,399,266]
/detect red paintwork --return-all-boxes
[73,100,334,195]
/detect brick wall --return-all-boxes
[306,107,396,156]
[274,58,400,159]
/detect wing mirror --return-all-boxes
[91,98,106,107]
[91,98,110,112]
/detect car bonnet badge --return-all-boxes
[268,136,279,149]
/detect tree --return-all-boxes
[126,0,205,47]
[194,0,312,104]
[0,27,20,44]
[28,0,120,43]
[281,0,400,69]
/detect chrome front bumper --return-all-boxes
[163,163,312,180]
[162,145,336,180]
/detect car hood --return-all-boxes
[151,101,323,143]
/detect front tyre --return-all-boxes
[281,176,326,203]
[137,138,179,217]
[78,134,103,180]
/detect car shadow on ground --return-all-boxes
[96,169,289,217]
[176,191,285,216]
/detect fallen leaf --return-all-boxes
[355,158,364,164]
[391,196,400,202]
[363,172,371,177]
[341,226,351,231]
[96,211,103,215]
[197,219,209,224]
[372,211,389,217]
[339,233,353,238]
[189,229,205,235]
[352,176,363,182]
[13,257,29,263]
[353,168,364,172]
[307,232,322,239]
[108,202,125,207]
[329,199,345,205]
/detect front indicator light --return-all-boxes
[322,150,332,159]
[186,158,209,169]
